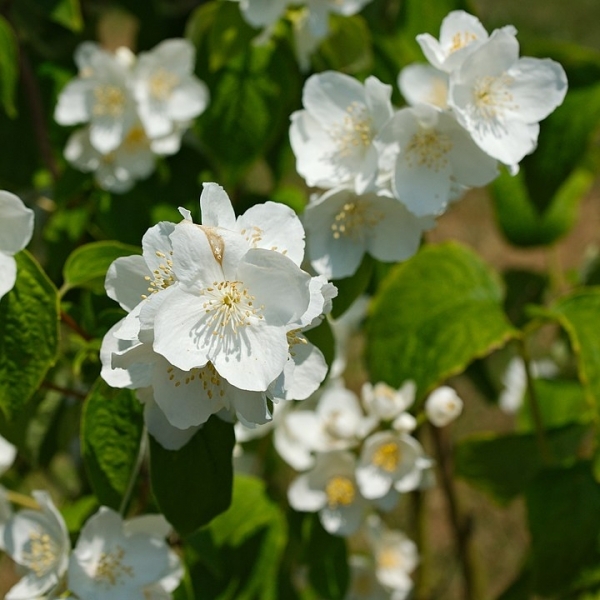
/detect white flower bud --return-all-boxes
[425,386,463,427]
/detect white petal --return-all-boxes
[0,253,16,300]
[0,191,34,255]
[105,255,149,312]
[199,183,236,229]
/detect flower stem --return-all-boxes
[518,338,552,465]
[431,425,483,600]
[119,428,147,516]
[60,310,92,341]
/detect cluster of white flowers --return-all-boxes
[0,191,34,301]
[55,39,209,193]
[100,182,335,449]
[292,10,567,280]
[236,0,374,71]
[0,490,181,600]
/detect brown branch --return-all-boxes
[60,309,93,341]
[41,380,87,400]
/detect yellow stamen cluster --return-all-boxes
[331,201,384,240]
[325,476,356,507]
[472,74,516,121]
[23,530,57,577]
[148,68,180,101]
[165,363,226,400]
[142,250,175,299]
[404,129,452,171]
[372,442,401,472]
[95,545,134,587]
[449,31,477,54]
[93,85,126,117]
[330,102,374,158]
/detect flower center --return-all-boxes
[94,545,134,587]
[93,84,126,117]
[331,201,383,240]
[330,102,374,158]
[472,74,517,122]
[142,250,175,299]
[148,68,180,101]
[372,442,401,472]
[166,363,226,400]
[23,530,58,577]
[123,126,148,150]
[404,129,453,171]
[378,547,403,570]
[325,476,355,507]
[448,31,478,54]
[201,280,262,337]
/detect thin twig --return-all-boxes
[18,46,60,181]
[60,310,93,341]
[41,380,87,400]
[119,429,148,516]
[431,425,481,600]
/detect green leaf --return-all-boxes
[491,166,594,247]
[62,241,141,295]
[367,242,518,398]
[187,474,288,600]
[304,315,335,372]
[81,380,144,510]
[46,0,83,31]
[315,15,373,74]
[304,515,349,600]
[539,289,600,413]
[455,424,587,504]
[527,462,600,595]
[0,16,18,117]
[150,416,235,537]
[516,379,592,433]
[0,251,59,419]
[330,254,373,319]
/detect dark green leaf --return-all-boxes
[0,16,18,117]
[367,242,518,399]
[455,424,587,504]
[527,462,600,595]
[304,316,335,372]
[81,380,144,509]
[62,241,141,295]
[0,251,59,419]
[330,254,373,319]
[150,416,235,536]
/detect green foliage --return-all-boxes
[304,315,336,371]
[0,16,18,118]
[149,416,235,536]
[81,380,144,510]
[62,241,142,295]
[186,474,287,600]
[455,424,587,504]
[0,251,59,419]
[330,254,373,319]
[527,462,600,595]
[367,242,518,399]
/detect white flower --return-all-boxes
[0,434,16,476]
[367,516,418,599]
[55,44,137,154]
[3,491,70,600]
[288,450,366,536]
[273,404,318,471]
[377,103,498,216]
[448,28,568,167]
[362,380,416,422]
[346,555,389,600]
[152,222,311,393]
[132,39,209,140]
[68,507,178,600]
[356,431,431,499]
[64,124,157,193]
[416,10,493,73]
[0,191,34,300]
[290,72,393,194]
[303,187,434,279]
[398,63,449,109]
[425,386,463,427]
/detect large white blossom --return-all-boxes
[376,103,498,216]
[303,186,434,279]
[68,507,181,600]
[290,72,393,194]
[0,191,34,301]
[448,27,568,167]
[3,491,70,600]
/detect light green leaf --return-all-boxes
[527,462,600,595]
[0,251,59,419]
[367,242,518,399]
[455,424,587,504]
[0,16,18,118]
[62,241,141,295]
[187,474,287,600]
[149,416,235,537]
[81,380,144,510]
[46,0,83,32]
[538,289,600,410]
